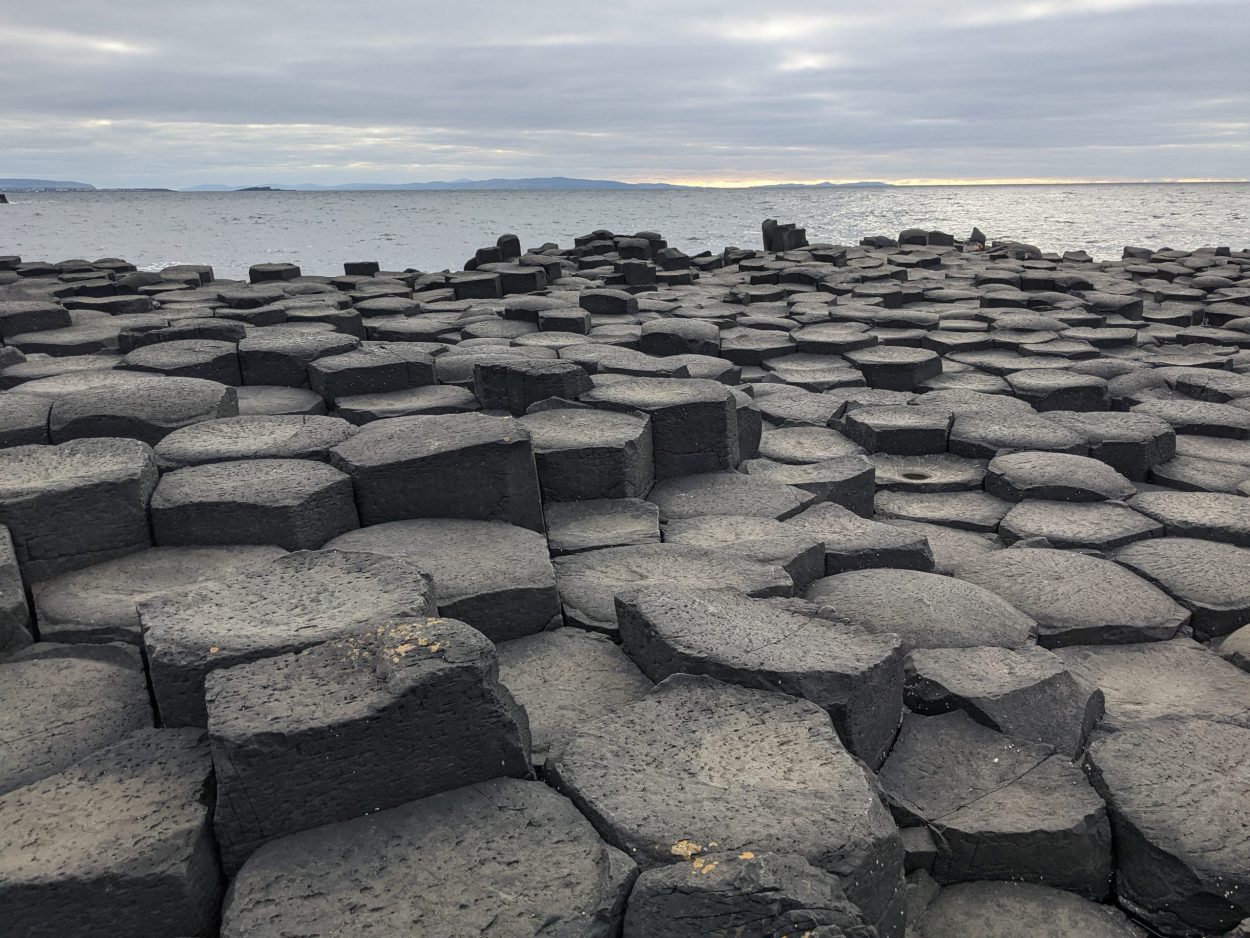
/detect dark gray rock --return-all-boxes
[784,502,935,574]
[140,549,437,726]
[582,377,739,478]
[870,453,986,492]
[998,500,1164,550]
[647,471,816,522]
[1045,410,1175,480]
[1086,717,1250,937]
[985,451,1137,502]
[152,414,356,469]
[34,545,285,644]
[306,344,435,401]
[238,330,358,387]
[517,406,654,501]
[220,778,636,938]
[552,543,793,635]
[878,711,1111,897]
[0,642,151,794]
[151,458,358,551]
[663,514,826,589]
[544,498,661,555]
[1111,536,1250,640]
[234,384,328,416]
[120,339,241,385]
[624,851,877,938]
[914,881,1146,938]
[48,375,237,444]
[325,518,559,642]
[0,392,52,446]
[0,525,31,654]
[904,645,1103,757]
[950,548,1188,646]
[874,490,1012,533]
[548,674,905,938]
[757,425,864,464]
[741,454,876,516]
[333,383,480,422]
[845,346,941,391]
[1054,638,1250,730]
[329,412,545,531]
[878,520,1003,574]
[843,406,950,455]
[1128,491,1250,547]
[948,415,1087,459]
[804,568,1036,652]
[0,438,157,581]
[615,587,903,767]
[0,728,221,938]
[474,359,593,415]
[497,627,652,767]
[207,617,531,874]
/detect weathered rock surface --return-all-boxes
[1087,717,1250,937]
[878,711,1112,896]
[207,617,531,874]
[140,549,437,726]
[0,642,151,794]
[221,779,637,938]
[497,627,652,767]
[0,728,221,938]
[616,586,903,767]
[325,518,559,641]
[548,675,906,938]
[950,548,1189,646]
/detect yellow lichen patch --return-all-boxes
[428,642,442,653]
[670,840,702,860]
[699,861,718,875]
[738,851,755,860]
[208,646,220,654]
[417,637,430,646]
[392,642,417,657]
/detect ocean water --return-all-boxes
[2,183,1247,281]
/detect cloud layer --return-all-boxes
[2,0,1247,186]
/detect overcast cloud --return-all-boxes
[2,0,1247,187]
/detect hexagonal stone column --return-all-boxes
[582,377,739,478]
[547,674,905,937]
[140,549,437,726]
[220,779,636,938]
[0,729,222,938]
[207,617,531,875]
[151,458,359,551]
[0,438,157,581]
[329,413,545,531]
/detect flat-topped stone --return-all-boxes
[220,778,635,938]
[140,549,437,726]
[497,628,652,767]
[34,545,285,644]
[329,412,544,531]
[206,617,531,875]
[616,587,902,767]
[0,643,151,795]
[552,543,793,635]
[152,414,356,469]
[950,548,1188,647]
[0,438,157,581]
[324,519,559,642]
[0,728,221,938]
[548,674,905,937]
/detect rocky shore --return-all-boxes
[1,220,1249,938]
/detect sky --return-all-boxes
[2,0,1248,188]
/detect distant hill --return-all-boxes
[182,177,688,192]
[0,178,96,191]
[760,181,892,188]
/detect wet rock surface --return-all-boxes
[3,227,1250,935]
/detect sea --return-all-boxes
[3,183,1247,281]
